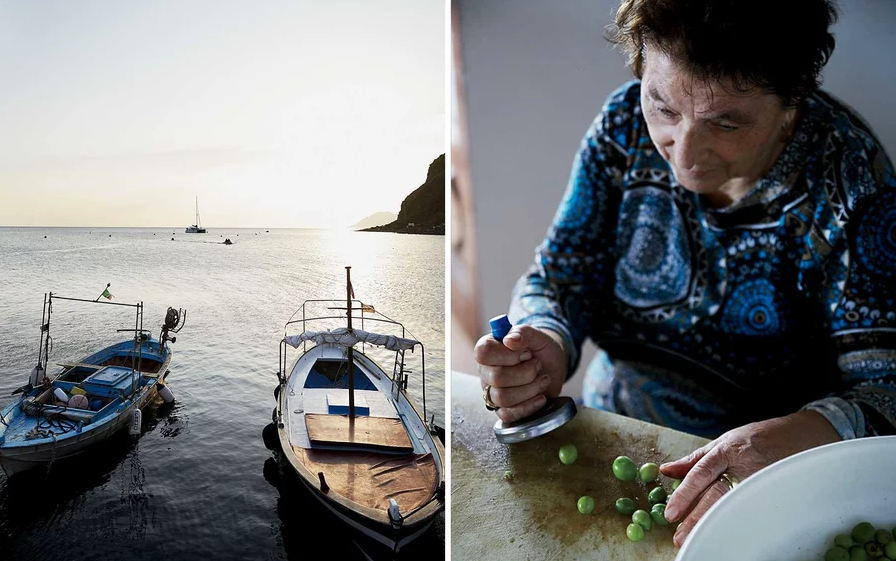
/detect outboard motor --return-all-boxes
[160,307,187,346]
[28,363,46,387]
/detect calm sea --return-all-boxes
[0,227,445,560]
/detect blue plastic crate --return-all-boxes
[83,366,137,399]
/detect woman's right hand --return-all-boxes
[473,325,568,423]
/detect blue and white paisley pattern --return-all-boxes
[584,350,734,438]
[839,349,896,379]
[615,186,691,309]
[509,80,896,438]
[555,155,604,230]
[720,279,785,337]
[855,201,896,279]
[608,156,726,333]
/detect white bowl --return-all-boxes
[676,436,896,561]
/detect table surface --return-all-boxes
[450,371,710,560]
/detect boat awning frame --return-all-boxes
[283,327,418,353]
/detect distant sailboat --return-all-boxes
[185,197,207,234]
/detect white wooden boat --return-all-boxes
[263,267,444,554]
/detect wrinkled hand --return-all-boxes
[660,410,841,548]
[473,325,567,424]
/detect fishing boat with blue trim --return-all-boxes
[0,291,186,476]
[263,267,444,554]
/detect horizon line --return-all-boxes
[0,225,366,230]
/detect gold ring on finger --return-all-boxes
[718,472,739,492]
[483,384,499,411]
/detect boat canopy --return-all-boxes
[283,327,417,352]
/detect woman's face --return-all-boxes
[640,46,797,205]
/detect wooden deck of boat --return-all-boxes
[293,447,438,512]
[305,413,413,453]
[287,389,402,449]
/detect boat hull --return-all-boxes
[274,344,444,553]
[0,340,171,477]
[294,470,435,553]
[0,378,163,477]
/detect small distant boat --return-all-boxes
[264,267,444,553]
[0,292,187,476]
[185,196,206,233]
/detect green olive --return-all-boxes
[615,497,636,516]
[671,479,681,492]
[650,504,669,526]
[648,486,667,505]
[632,510,652,531]
[850,545,868,561]
[876,529,892,545]
[865,541,883,558]
[837,535,857,549]
[883,541,896,559]
[626,523,645,542]
[558,444,578,465]
[577,496,594,515]
[612,456,637,481]
[826,547,850,561]
[639,462,659,483]
[854,523,877,545]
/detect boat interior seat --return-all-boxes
[100,355,164,374]
[32,404,95,423]
[56,362,104,370]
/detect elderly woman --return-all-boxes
[474,0,896,548]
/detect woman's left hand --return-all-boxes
[660,410,841,548]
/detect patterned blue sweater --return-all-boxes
[510,80,896,439]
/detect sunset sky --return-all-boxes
[0,0,444,228]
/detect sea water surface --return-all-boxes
[0,227,445,560]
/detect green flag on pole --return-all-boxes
[96,283,114,301]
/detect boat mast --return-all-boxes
[36,293,50,374]
[43,293,53,367]
[195,196,201,229]
[346,266,355,419]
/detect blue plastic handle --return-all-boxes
[490,314,512,341]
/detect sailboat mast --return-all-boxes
[195,196,201,229]
[346,266,355,419]
[36,293,48,371]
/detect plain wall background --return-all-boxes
[457,0,896,396]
